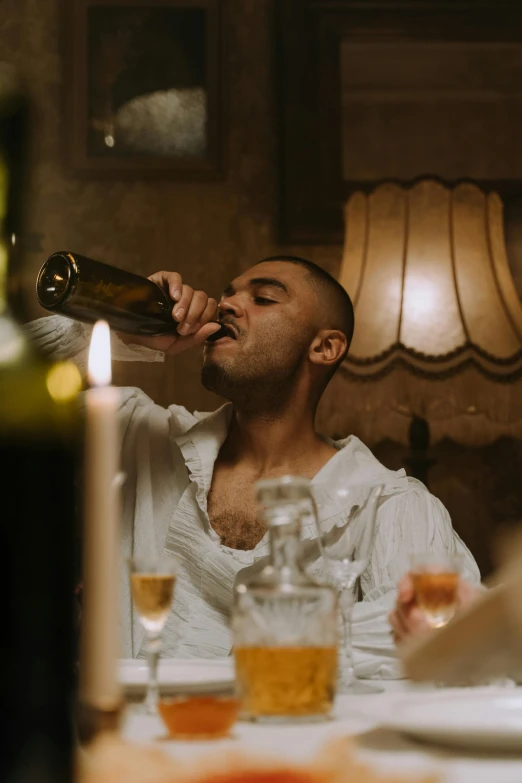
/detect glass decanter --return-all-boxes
[232,476,338,723]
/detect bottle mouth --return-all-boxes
[36,253,74,308]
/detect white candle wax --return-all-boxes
[80,320,122,710]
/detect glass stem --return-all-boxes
[145,631,161,714]
[338,587,355,689]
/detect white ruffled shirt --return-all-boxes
[27,315,481,679]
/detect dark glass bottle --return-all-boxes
[36,251,180,336]
[37,251,229,340]
[0,66,79,783]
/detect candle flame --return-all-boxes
[88,320,112,387]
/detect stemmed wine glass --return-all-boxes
[311,483,383,694]
[129,554,176,713]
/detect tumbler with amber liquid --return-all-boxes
[410,552,462,629]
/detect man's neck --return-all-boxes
[220,403,334,477]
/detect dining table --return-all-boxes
[120,675,522,783]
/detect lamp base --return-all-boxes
[403,416,435,487]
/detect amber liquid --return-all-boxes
[234,646,337,720]
[131,574,176,631]
[412,571,459,628]
[158,696,241,739]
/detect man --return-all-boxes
[28,256,480,677]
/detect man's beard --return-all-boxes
[201,347,304,412]
[201,361,238,398]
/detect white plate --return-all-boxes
[383,690,522,752]
[119,657,235,696]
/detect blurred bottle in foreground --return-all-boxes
[0,64,80,783]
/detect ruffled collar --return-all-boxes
[175,405,410,523]
[174,404,233,516]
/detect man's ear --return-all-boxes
[308,329,347,368]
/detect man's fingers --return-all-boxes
[390,604,409,636]
[197,298,218,329]
[190,321,221,344]
[177,290,211,336]
[172,285,194,325]
[167,322,220,352]
[148,271,183,302]
[147,274,216,331]
[388,609,408,643]
[398,573,415,603]
[407,606,431,634]
[389,573,426,645]
[169,279,183,302]
[389,602,431,647]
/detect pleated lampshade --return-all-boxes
[317,179,522,446]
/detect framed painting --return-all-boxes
[278,0,522,243]
[64,0,224,178]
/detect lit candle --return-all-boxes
[80,320,122,713]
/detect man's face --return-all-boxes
[201,261,318,397]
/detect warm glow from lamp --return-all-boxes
[402,272,441,325]
[319,179,522,448]
[88,320,112,387]
[339,180,522,370]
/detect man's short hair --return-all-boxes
[257,255,355,353]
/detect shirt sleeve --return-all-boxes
[23,314,197,444]
[352,480,481,680]
[24,315,165,373]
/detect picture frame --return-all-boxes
[278,0,522,244]
[63,0,224,179]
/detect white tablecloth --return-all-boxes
[121,682,522,783]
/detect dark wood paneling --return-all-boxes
[279,1,522,243]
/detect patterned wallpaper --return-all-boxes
[7,0,522,427]
[6,0,341,412]
[8,0,522,572]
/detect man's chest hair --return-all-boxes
[207,477,266,550]
[208,508,266,550]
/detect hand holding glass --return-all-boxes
[410,552,462,629]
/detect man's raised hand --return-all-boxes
[120,271,220,354]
